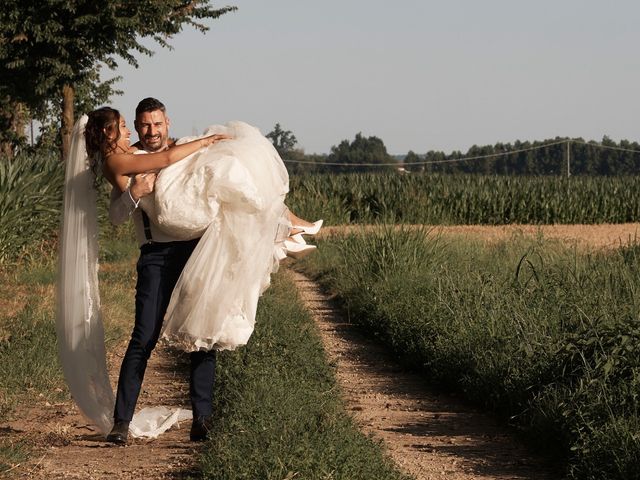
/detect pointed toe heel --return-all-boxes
[284,240,317,259]
[292,219,323,236]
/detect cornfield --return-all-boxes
[0,153,64,262]
[288,173,640,225]
[3,163,640,263]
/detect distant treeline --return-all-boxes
[284,136,640,176]
[410,136,640,176]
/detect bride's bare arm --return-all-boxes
[104,133,231,179]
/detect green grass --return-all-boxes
[0,258,62,420]
[0,240,135,475]
[199,271,409,480]
[0,304,63,414]
[0,257,63,476]
[0,251,135,417]
[297,228,640,480]
[0,440,28,476]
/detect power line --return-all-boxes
[282,138,640,168]
[409,140,568,165]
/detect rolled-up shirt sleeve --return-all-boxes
[109,187,139,225]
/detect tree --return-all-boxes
[35,68,123,152]
[327,133,395,173]
[0,1,236,159]
[403,150,422,172]
[266,123,298,158]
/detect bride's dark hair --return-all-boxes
[85,107,121,180]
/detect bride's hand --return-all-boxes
[199,134,233,148]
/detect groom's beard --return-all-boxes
[142,136,166,152]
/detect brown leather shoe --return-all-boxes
[106,421,129,445]
[190,415,212,442]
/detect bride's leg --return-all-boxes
[287,209,323,237]
[288,210,314,229]
[288,210,314,235]
[280,207,322,260]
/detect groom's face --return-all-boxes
[135,109,170,152]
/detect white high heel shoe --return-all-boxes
[290,233,306,245]
[284,239,317,259]
[291,219,323,236]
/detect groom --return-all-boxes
[106,97,215,445]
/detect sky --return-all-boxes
[110,1,640,155]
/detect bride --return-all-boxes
[57,106,320,438]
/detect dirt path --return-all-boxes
[293,271,558,480]
[3,344,198,479]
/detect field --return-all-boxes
[2,166,640,479]
[288,173,640,225]
[298,226,640,480]
[3,167,640,263]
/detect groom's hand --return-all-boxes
[130,173,157,201]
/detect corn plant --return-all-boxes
[0,153,64,263]
[288,173,640,225]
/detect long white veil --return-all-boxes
[56,115,114,434]
[56,116,190,438]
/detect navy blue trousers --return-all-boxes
[114,239,216,422]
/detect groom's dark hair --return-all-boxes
[135,97,166,117]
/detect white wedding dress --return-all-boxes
[142,121,290,351]
[57,117,290,437]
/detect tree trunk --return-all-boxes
[0,97,27,159]
[12,103,27,149]
[61,84,75,161]
[0,142,11,159]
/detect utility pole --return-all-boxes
[566,139,571,177]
